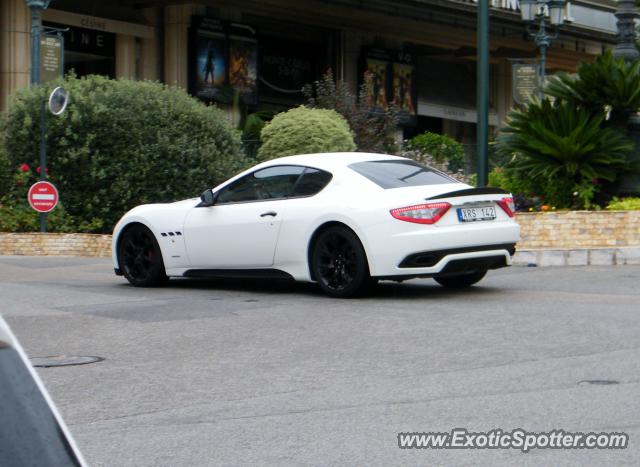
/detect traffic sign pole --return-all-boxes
[40,97,47,232]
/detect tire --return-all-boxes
[434,270,487,289]
[311,226,373,298]
[118,224,168,287]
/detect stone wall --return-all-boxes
[0,233,112,257]
[516,211,640,249]
[0,211,639,257]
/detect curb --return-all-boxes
[514,247,640,267]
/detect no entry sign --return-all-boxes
[28,181,59,213]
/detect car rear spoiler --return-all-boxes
[427,187,509,200]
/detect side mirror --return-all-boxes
[200,189,216,206]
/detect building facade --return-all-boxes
[0,0,619,143]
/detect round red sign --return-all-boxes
[28,181,59,213]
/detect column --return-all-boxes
[164,4,197,89]
[139,7,160,81]
[0,0,31,111]
[115,34,136,79]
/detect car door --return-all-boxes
[183,165,305,268]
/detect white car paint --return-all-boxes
[112,152,520,282]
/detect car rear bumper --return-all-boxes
[365,221,520,278]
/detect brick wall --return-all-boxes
[0,233,112,257]
[516,211,640,249]
[0,211,639,257]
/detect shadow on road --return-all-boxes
[123,276,501,300]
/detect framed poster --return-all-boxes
[362,49,391,112]
[190,17,227,101]
[392,51,417,125]
[229,24,258,105]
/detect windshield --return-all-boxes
[349,160,457,189]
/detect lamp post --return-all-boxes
[25,0,52,232]
[613,0,640,62]
[519,0,566,95]
[26,0,52,85]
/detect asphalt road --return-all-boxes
[1,256,639,467]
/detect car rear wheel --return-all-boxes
[118,224,168,287]
[312,226,373,298]
[434,270,487,288]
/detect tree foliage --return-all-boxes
[303,70,398,153]
[495,98,632,208]
[3,75,246,232]
[545,51,640,126]
[258,106,356,161]
[405,131,466,173]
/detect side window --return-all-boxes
[216,166,304,204]
[290,168,333,197]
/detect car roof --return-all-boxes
[260,152,405,172]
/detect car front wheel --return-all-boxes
[118,224,168,287]
[434,270,487,289]
[311,226,373,298]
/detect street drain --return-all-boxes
[30,355,104,368]
[578,380,620,386]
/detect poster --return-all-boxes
[392,61,417,123]
[191,17,227,101]
[229,35,258,105]
[363,57,390,112]
[40,34,63,84]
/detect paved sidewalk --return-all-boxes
[514,247,640,267]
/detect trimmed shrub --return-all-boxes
[3,74,245,232]
[258,106,356,161]
[606,197,640,210]
[0,115,10,199]
[405,131,466,173]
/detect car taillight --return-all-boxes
[390,202,451,224]
[496,197,515,217]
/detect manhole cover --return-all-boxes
[30,355,104,368]
[578,379,620,386]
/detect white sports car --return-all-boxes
[112,152,520,297]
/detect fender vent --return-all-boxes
[160,231,182,237]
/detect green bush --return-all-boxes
[606,197,640,210]
[0,164,80,232]
[3,74,245,233]
[0,115,11,199]
[405,131,466,172]
[258,106,356,161]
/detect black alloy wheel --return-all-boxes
[434,270,487,289]
[118,224,168,287]
[312,226,374,298]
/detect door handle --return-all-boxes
[260,211,277,217]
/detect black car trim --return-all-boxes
[398,243,516,268]
[183,268,294,280]
[427,187,510,200]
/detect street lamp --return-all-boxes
[520,0,567,94]
[25,0,52,85]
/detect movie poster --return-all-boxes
[392,61,417,124]
[229,35,258,105]
[363,58,390,112]
[191,18,227,101]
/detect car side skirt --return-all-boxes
[183,268,294,280]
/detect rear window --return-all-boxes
[349,160,457,189]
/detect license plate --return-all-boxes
[457,206,496,222]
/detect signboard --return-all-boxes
[512,63,540,105]
[40,35,63,84]
[28,181,59,213]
